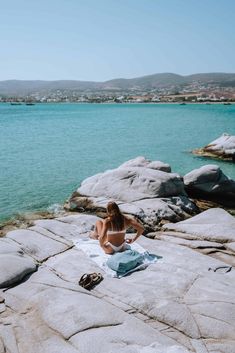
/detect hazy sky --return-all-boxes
[1,0,235,81]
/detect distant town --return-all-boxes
[1,89,234,104]
[1,73,235,103]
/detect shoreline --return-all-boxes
[1,108,234,229]
[1,197,235,238]
[0,208,69,237]
[1,101,235,105]
[1,157,235,351]
[192,149,235,162]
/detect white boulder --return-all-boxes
[78,167,184,202]
[119,156,171,172]
[204,133,235,156]
[193,133,235,161]
[67,157,198,229]
[184,164,235,206]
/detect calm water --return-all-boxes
[0,103,234,221]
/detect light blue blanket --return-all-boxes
[74,238,162,278]
[107,249,162,277]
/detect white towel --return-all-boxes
[73,238,159,278]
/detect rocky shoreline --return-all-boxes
[0,209,69,238]
[1,157,235,353]
[192,133,235,162]
[66,156,235,226]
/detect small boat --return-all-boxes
[25,103,35,106]
[224,102,231,105]
[180,102,186,105]
[10,102,22,105]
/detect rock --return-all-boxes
[56,214,99,230]
[1,213,235,353]
[2,267,180,353]
[72,195,197,231]
[226,242,235,252]
[0,238,24,255]
[205,340,235,353]
[162,208,235,243]
[184,164,235,207]
[66,158,198,230]
[193,133,235,162]
[119,156,171,172]
[38,287,124,339]
[34,214,99,241]
[160,208,235,266]
[6,228,72,262]
[205,250,235,267]
[0,253,36,288]
[78,166,184,202]
[155,233,225,250]
[33,219,84,240]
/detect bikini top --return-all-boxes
[107,229,126,235]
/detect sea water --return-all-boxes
[0,103,234,221]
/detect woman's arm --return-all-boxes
[125,217,144,243]
[98,219,109,247]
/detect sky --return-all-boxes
[0,0,235,81]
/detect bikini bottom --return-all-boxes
[106,241,127,252]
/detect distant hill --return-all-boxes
[0,73,235,96]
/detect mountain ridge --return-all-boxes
[0,72,235,96]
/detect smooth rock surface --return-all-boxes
[163,208,235,243]
[78,166,184,201]
[194,133,235,161]
[155,233,225,249]
[118,156,171,172]
[0,238,24,255]
[73,195,197,231]
[0,253,36,288]
[6,228,72,262]
[184,164,235,206]
[67,157,198,230]
[203,133,235,158]
[1,212,235,353]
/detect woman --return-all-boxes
[90,201,144,254]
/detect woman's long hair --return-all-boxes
[107,202,124,231]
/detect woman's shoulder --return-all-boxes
[124,215,142,227]
[123,215,133,227]
[103,217,111,226]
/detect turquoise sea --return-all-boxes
[0,103,234,222]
